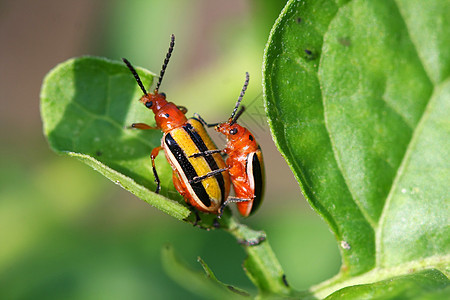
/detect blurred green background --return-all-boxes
[0,0,340,298]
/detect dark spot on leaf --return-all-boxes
[96,150,102,156]
[296,17,302,23]
[282,274,289,287]
[338,37,351,47]
[304,49,317,60]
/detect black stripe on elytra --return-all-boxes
[247,152,263,215]
[165,133,211,207]
[184,121,226,201]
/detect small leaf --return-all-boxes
[197,257,250,297]
[221,217,304,298]
[161,244,249,299]
[40,57,190,220]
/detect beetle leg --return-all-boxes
[150,146,163,193]
[130,123,158,130]
[177,105,188,114]
[220,152,227,160]
[189,167,228,184]
[189,149,223,158]
[282,274,289,287]
[212,218,220,228]
[193,113,219,128]
[218,196,252,218]
[193,210,201,227]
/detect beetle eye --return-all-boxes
[145,101,153,108]
[160,92,166,97]
[229,128,238,135]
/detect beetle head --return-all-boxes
[216,121,246,142]
[139,91,168,114]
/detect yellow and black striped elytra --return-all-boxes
[163,118,230,213]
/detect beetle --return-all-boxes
[122,34,230,214]
[193,72,265,217]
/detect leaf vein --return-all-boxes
[70,100,155,148]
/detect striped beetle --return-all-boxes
[122,34,230,214]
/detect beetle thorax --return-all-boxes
[155,102,187,131]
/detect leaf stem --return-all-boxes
[221,215,294,297]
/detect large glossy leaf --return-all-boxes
[40,57,190,220]
[264,0,449,297]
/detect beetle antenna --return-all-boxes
[122,58,148,95]
[229,72,249,124]
[155,34,175,93]
[230,106,246,125]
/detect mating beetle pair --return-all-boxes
[123,34,264,218]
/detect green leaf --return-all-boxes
[264,0,449,297]
[161,244,249,299]
[197,257,250,298]
[325,269,450,300]
[40,57,190,220]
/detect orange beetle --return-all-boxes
[194,73,265,217]
[122,34,230,214]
